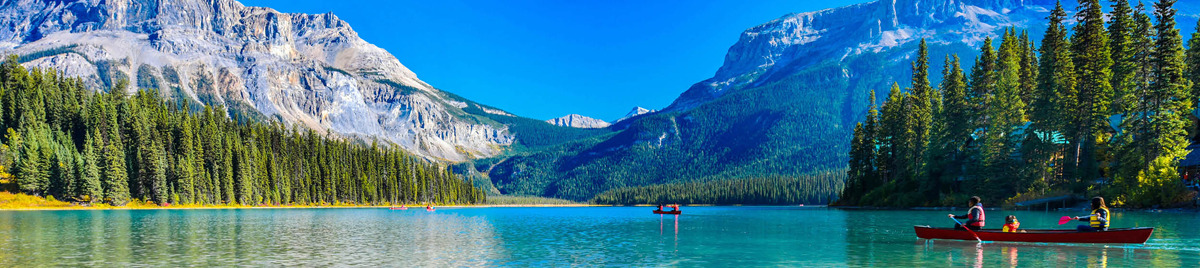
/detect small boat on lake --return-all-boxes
[653,210,681,215]
[389,206,407,210]
[913,226,1154,244]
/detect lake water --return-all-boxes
[1,207,1198,266]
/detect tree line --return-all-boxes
[590,172,843,205]
[841,0,1197,207]
[0,55,484,206]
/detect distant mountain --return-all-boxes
[614,107,655,123]
[0,0,532,161]
[547,114,610,128]
[481,0,1200,201]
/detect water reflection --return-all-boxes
[920,240,1155,267]
[658,214,679,239]
[0,208,505,266]
[1,208,1197,266]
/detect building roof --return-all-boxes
[1180,143,1200,167]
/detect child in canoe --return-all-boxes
[1002,215,1020,233]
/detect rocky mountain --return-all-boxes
[481,0,1200,201]
[668,0,1198,113]
[0,0,518,161]
[546,114,610,129]
[613,107,654,123]
[667,0,1061,112]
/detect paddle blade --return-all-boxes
[1058,216,1071,225]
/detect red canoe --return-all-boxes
[914,225,1154,244]
[653,210,681,215]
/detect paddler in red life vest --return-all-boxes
[947,196,985,231]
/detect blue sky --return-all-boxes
[241,0,873,121]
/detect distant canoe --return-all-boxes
[389,207,407,210]
[653,210,681,215]
[914,225,1154,244]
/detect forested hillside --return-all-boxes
[590,172,843,205]
[0,56,484,206]
[479,38,985,202]
[841,0,1198,208]
[483,60,862,201]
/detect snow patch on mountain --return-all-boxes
[547,114,610,129]
[615,107,655,123]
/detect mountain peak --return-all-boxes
[614,107,654,123]
[547,114,610,129]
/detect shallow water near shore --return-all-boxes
[1,207,1197,266]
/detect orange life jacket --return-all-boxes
[1002,221,1020,232]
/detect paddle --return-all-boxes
[950,217,983,242]
[1058,216,1073,225]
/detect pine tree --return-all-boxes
[1140,0,1192,202]
[879,83,908,183]
[1067,0,1113,188]
[980,30,1028,195]
[146,139,168,204]
[1019,30,1039,106]
[1113,2,1157,198]
[927,55,968,197]
[1110,0,1138,115]
[1187,19,1200,101]
[102,142,130,205]
[78,132,103,203]
[863,90,880,190]
[1028,2,1076,190]
[908,39,934,181]
[969,37,998,131]
[15,125,49,196]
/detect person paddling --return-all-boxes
[948,196,985,231]
[1072,197,1109,232]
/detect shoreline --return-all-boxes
[0,204,829,211]
[0,203,604,211]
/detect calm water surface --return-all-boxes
[1,207,1198,266]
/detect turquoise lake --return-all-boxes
[1,207,1198,266]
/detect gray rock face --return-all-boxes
[0,0,514,161]
[665,0,1060,112]
[546,114,609,128]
